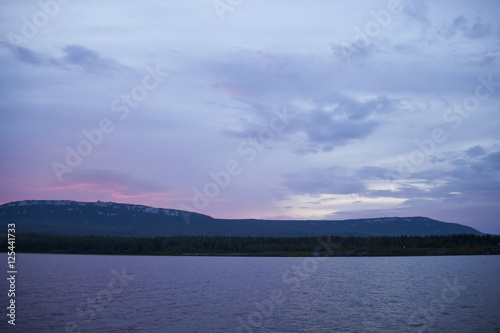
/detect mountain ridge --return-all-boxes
[0,200,483,237]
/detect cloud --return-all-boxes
[297,95,396,142]
[277,145,500,219]
[484,151,500,166]
[388,148,500,200]
[1,43,129,74]
[0,42,58,66]
[61,44,129,73]
[466,145,486,157]
[437,15,467,40]
[223,90,401,154]
[452,15,467,28]
[472,150,500,175]
[465,21,492,39]
[402,0,430,24]
[330,41,378,66]
[438,15,493,40]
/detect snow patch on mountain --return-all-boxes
[2,200,182,217]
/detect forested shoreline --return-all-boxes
[1,233,499,257]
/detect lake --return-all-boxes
[3,253,499,332]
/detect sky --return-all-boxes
[1,0,499,234]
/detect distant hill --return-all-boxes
[0,200,483,237]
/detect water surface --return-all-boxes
[3,254,499,332]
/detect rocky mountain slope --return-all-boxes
[0,200,483,237]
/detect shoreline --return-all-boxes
[4,248,499,258]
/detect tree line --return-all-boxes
[1,233,499,256]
